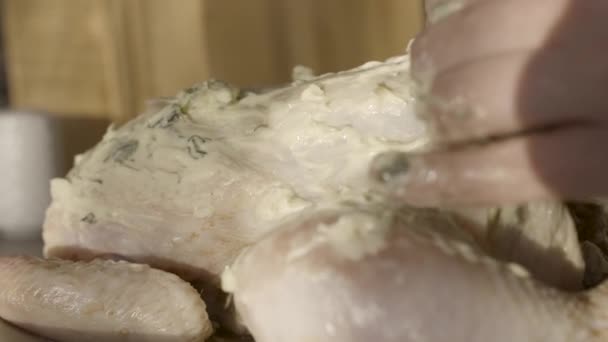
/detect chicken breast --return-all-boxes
[43,56,425,284]
[0,257,213,342]
[223,205,601,342]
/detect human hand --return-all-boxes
[372,0,608,206]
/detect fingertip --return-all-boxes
[369,139,558,207]
[369,151,411,185]
[369,151,439,206]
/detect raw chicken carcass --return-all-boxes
[40,51,588,340]
[43,56,426,282]
[223,205,602,342]
[43,54,583,289]
[0,257,213,342]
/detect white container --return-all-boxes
[0,111,64,240]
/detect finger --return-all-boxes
[370,126,608,206]
[419,50,608,143]
[0,257,213,342]
[413,0,573,82]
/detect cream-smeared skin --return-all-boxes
[0,257,213,342]
[43,56,425,284]
[226,207,603,342]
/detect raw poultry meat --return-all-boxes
[224,205,601,342]
[0,257,213,342]
[42,54,582,289]
[26,52,595,341]
[42,56,426,290]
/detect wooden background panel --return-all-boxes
[117,0,210,115]
[204,0,423,87]
[2,0,115,118]
[205,0,288,87]
[279,0,423,73]
[2,0,211,120]
[0,0,7,108]
[2,0,423,119]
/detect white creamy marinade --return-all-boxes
[43,54,427,280]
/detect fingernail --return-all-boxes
[369,152,411,185]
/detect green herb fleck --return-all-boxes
[187,135,209,159]
[105,140,139,163]
[81,213,97,224]
[148,105,183,129]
